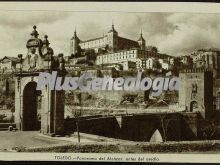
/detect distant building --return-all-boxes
[187,48,220,77]
[96,48,173,70]
[136,58,156,70]
[70,24,174,71]
[70,24,142,55]
[159,59,170,70]
[0,56,20,73]
[189,49,220,69]
[96,49,138,66]
[0,56,19,96]
[179,55,193,69]
[119,61,136,70]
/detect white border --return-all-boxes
[0,2,220,162]
[0,2,219,14]
[0,152,220,162]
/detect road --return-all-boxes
[0,131,71,151]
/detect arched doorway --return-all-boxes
[150,129,163,142]
[22,82,41,131]
[190,101,198,112]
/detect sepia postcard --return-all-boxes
[0,1,220,163]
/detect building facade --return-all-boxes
[96,48,173,70]
[189,49,220,71]
[70,24,141,55]
[69,24,174,71]
[178,69,213,118]
[0,56,20,73]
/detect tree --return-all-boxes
[151,46,158,53]
[153,58,162,70]
[173,57,183,70]
[201,120,218,140]
[0,114,6,121]
[74,108,81,143]
[72,93,82,143]
[105,44,109,52]
[146,46,158,53]
[158,114,172,142]
[65,92,83,142]
[85,49,96,65]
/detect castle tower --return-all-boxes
[137,29,145,51]
[179,69,213,118]
[70,27,80,55]
[107,22,118,52]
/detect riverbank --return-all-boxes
[23,139,220,153]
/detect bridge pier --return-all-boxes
[120,113,198,142]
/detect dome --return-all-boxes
[26,25,43,48]
[26,38,43,48]
[42,35,50,46]
[30,25,39,37]
[41,35,54,58]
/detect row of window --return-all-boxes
[97,50,136,58]
[80,42,106,49]
[97,54,136,63]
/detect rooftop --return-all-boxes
[0,56,20,63]
[80,36,104,43]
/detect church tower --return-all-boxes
[70,28,80,55]
[137,30,145,51]
[107,23,118,52]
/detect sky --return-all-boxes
[0,11,220,58]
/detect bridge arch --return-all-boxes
[149,129,163,142]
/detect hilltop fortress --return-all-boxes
[69,24,174,71]
[70,24,144,54]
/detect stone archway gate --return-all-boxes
[14,72,65,135]
[14,26,65,135]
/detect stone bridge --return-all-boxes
[64,112,203,142]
